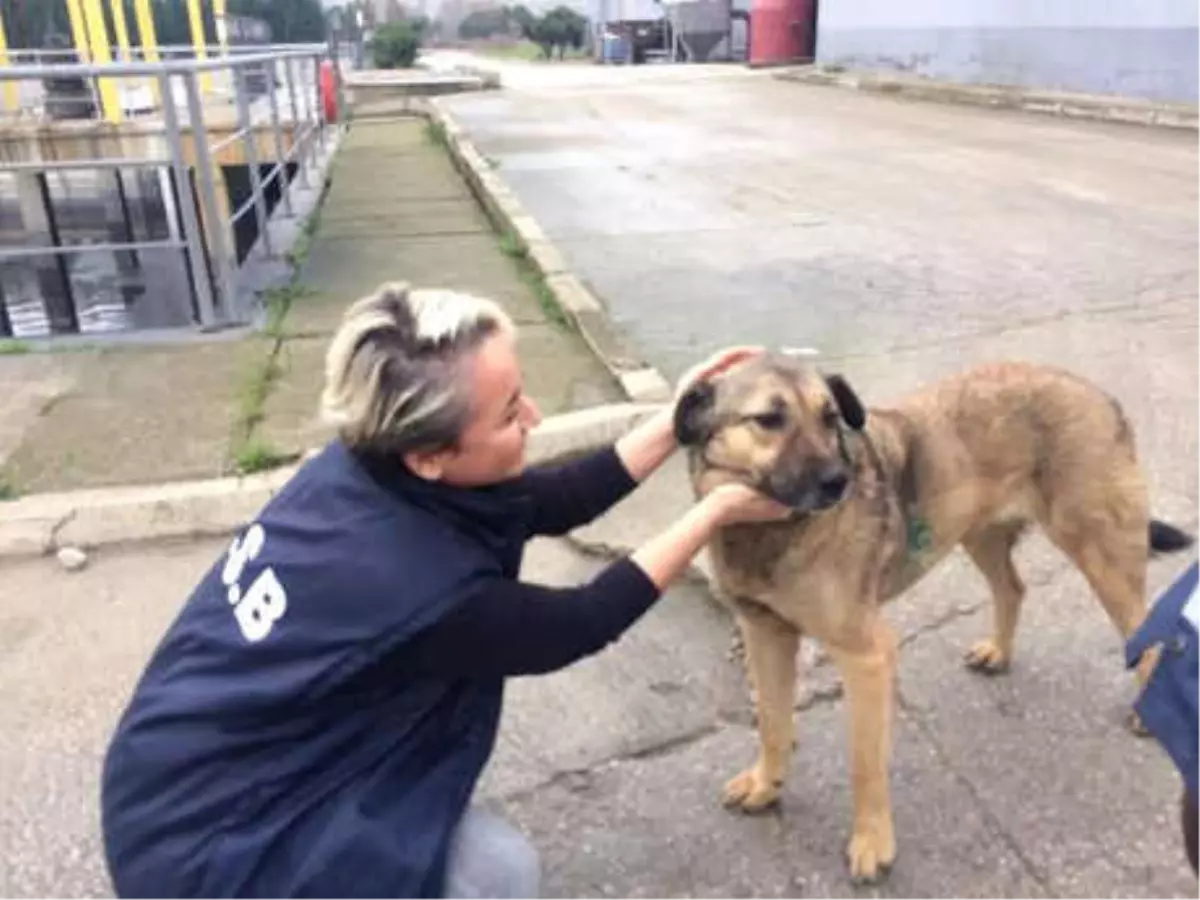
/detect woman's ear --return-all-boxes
[403,449,446,481]
[674,381,717,446]
[824,374,866,430]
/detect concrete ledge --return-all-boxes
[424,100,674,404]
[0,403,663,559]
[776,65,1199,131]
[343,71,491,100]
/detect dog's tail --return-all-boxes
[1150,520,1195,556]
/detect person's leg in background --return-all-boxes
[444,806,540,899]
[1182,788,1198,876]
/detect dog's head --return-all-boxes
[674,354,866,514]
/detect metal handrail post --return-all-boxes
[184,69,236,321]
[284,56,309,190]
[265,61,293,217]
[158,70,217,327]
[234,64,272,259]
[313,52,327,152]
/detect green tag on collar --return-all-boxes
[907,516,932,556]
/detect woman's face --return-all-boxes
[428,329,543,487]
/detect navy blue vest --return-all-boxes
[1127,561,1199,800]
[102,441,534,897]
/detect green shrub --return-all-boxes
[372,21,422,69]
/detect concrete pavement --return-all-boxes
[2,58,1196,899]
[434,61,1196,375]
[1,469,1196,896]
[433,58,1197,518]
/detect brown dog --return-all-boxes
[673,357,1193,884]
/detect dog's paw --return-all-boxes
[963,639,1011,675]
[845,820,896,885]
[722,767,781,813]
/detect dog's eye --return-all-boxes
[822,405,840,428]
[752,411,786,430]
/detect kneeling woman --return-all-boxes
[100,283,787,898]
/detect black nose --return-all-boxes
[819,471,849,502]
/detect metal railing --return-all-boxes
[0,45,340,338]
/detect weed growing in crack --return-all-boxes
[424,119,449,148]
[232,437,297,475]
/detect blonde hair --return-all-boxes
[320,282,514,455]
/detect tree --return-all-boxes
[523,6,585,59]
[227,0,326,42]
[509,4,536,38]
[456,6,511,40]
[372,20,421,68]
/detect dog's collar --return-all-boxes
[857,428,933,560]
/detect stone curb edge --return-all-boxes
[0,403,664,560]
[775,65,1199,131]
[421,99,674,404]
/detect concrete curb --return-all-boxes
[776,65,1199,131]
[423,100,675,404]
[0,403,663,560]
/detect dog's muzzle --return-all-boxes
[762,461,850,513]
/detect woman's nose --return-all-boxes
[521,395,543,429]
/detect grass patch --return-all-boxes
[285,207,324,269]
[498,230,524,259]
[527,272,569,328]
[494,227,569,328]
[0,339,31,355]
[0,470,18,501]
[424,119,449,148]
[230,172,329,474]
[232,437,296,475]
[262,283,317,338]
[227,346,287,474]
[232,352,283,444]
[475,41,588,62]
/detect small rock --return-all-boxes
[57,546,89,572]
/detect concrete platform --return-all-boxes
[0,483,1194,897]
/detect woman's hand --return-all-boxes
[703,482,793,526]
[616,346,766,484]
[674,345,765,401]
[627,481,792,592]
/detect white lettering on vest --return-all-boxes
[221,524,289,642]
[234,567,289,643]
[1182,583,1200,633]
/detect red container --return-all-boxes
[749,0,815,66]
[320,60,339,123]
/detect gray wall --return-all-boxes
[815,0,1198,103]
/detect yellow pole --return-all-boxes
[0,8,19,115]
[109,0,133,61]
[65,0,91,61]
[133,0,161,106]
[80,0,123,122]
[185,0,212,93]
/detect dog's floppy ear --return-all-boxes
[673,381,717,446]
[825,374,866,430]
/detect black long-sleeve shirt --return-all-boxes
[101,439,664,899]
[404,446,662,678]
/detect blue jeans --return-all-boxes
[443,807,540,898]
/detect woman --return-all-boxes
[1126,561,1198,877]
[100,282,788,898]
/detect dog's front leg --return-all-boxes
[828,615,898,884]
[723,607,799,813]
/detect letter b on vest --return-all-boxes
[234,568,288,642]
